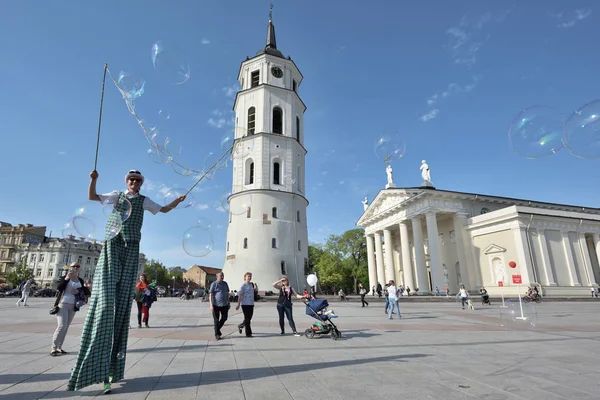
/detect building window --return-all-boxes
[0,251,5,259]
[297,211,300,222]
[31,254,36,262]
[86,257,91,264]
[304,258,309,275]
[298,240,301,251]
[245,159,254,185]
[273,162,281,185]
[251,70,260,87]
[50,254,56,263]
[94,258,98,265]
[297,166,301,192]
[281,261,286,275]
[243,238,248,249]
[247,107,256,134]
[78,256,83,264]
[36,269,42,277]
[40,254,45,262]
[272,207,278,218]
[272,238,277,248]
[247,207,251,218]
[229,212,232,223]
[296,117,300,141]
[48,269,53,277]
[272,107,283,134]
[227,242,229,251]
[293,80,297,92]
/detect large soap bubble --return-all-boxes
[508,105,564,158]
[220,186,253,216]
[117,72,145,107]
[563,99,600,159]
[151,41,191,84]
[499,298,537,329]
[374,132,406,163]
[182,226,214,257]
[162,188,195,209]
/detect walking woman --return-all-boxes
[359,283,369,307]
[272,276,305,336]
[51,262,90,356]
[458,284,469,310]
[67,169,185,394]
[236,272,255,337]
[134,274,149,328]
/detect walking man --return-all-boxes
[209,272,230,340]
[359,283,369,307]
[17,276,35,307]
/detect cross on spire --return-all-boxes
[269,3,273,22]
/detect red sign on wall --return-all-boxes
[512,275,522,284]
[498,281,504,287]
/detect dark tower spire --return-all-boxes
[257,3,284,58]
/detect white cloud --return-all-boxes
[201,38,210,45]
[445,9,513,67]
[196,203,209,210]
[222,83,240,98]
[420,109,439,122]
[57,151,66,156]
[215,205,226,213]
[551,8,592,28]
[208,118,229,128]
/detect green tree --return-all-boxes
[7,259,34,288]
[142,259,170,287]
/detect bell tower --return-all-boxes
[222,6,309,292]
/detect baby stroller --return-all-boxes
[481,293,491,305]
[304,299,342,340]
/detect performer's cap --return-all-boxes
[125,169,144,185]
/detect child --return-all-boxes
[67,169,185,394]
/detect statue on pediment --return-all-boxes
[362,196,369,211]
[386,164,395,189]
[420,160,433,187]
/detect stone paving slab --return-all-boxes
[0,297,598,399]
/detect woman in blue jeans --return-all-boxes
[272,276,305,336]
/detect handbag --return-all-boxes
[49,290,64,315]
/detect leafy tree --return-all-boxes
[142,259,170,287]
[7,259,34,288]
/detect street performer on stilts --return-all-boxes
[67,169,185,394]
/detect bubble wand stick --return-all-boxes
[183,145,234,197]
[94,63,108,170]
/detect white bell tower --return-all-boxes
[222,7,309,293]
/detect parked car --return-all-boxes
[3,288,20,297]
[34,288,57,297]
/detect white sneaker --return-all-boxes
[293,332,301,337]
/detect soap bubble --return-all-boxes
[182,226,214,257]
[508,105,564,158]
[162,188,195,209]
[71,200,123,241]
[151,41,190,84]
[220,186,252,215]
[170,163,192,176]
[499,298,537,329]
[563,99,600,159]
[196,217,212,229]
[61,221,80,244]
[164,136,183,159]
[116,351,126,360]
[158,109,171,121]
[374,132,406,163]
[117,72,145,103]
[147,147,170,164]
[204,151,229,174]
[101,197,132,223]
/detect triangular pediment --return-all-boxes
[484,244,506,255]
[357,189,422,225]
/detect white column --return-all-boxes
[399,221,415,289]
[578,233,596,286]
[452,213,470,289]
[536,229,557,286]
[561,231,581,286]
[425,212,445,291]
[593,233,600,272]
[366,234,377,294]
[383,229,396,284]
[411,217,428,291]
[374,232,385,288]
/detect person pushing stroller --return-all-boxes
[480,287,491,305]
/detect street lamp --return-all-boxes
[172,276,175,296]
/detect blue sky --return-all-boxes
[1,1,598,269]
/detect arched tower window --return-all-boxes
[243,238,248,249]
[245,158,254,185]
[272,207,278,218]
[281,261,286,274]
[297,165,302,192]
[273,107,283,134]
[248,107,256,134]
[272,238,277,248]
[273,161,281,185]
[296,116,300,141]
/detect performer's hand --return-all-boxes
[90,170,99,180]
[176,195,186,203]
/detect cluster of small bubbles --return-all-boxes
[162,188,195,209]
[508,105,564,158]
[151,40,191,85]
[220,186,253,216]
[182,224,214,257]
[374,132,407,163]
[499,298,537,329]
[158,109,171,120]
[563,99,600,159]
[116,71,145,110]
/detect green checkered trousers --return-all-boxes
[67,193,145,391]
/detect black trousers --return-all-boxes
[237,305,254,336]
[136,301,149,325]
[212,305,229,336]
[360,294,369,306]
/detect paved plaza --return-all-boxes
[0,296,599,399]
